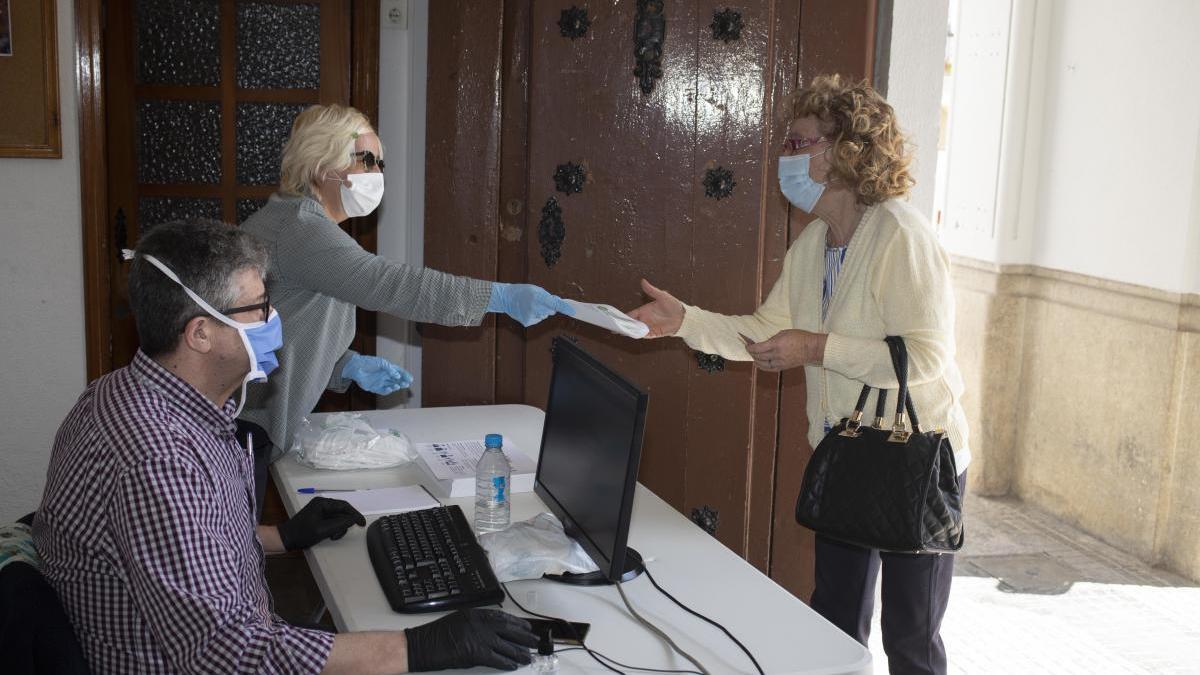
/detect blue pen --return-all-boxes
[297,487,361,494]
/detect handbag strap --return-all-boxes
[873,388,889,427]
[840,337,923,441]
[884,336,922,434]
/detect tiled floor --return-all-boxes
[867,495,1200,674]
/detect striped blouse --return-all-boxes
[821,244,849,321]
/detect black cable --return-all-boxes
[502,583,706,675]
[642,566,765,675]
[596,652,704,675]
[502,583,624,674]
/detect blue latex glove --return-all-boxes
[341,354,413,395]
[486,283,575,327]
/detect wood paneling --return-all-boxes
[420,0,505,407]
[78,0,110,381]
[495,0,533,405]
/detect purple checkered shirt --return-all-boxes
[33,351,334,673]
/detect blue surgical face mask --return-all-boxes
[140,254,283,416]
[778,150,828,212]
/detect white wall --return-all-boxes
[376,0,429,409]
[1030,0,1200,294]
[0,3,85,519]
[939,0,1200,295]
[886,0,949,218]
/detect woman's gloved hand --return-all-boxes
[487,283,575,327]
[341,354,413,395]
[404,608,538,672]
[276,497,366,551]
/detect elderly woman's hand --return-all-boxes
[628,279,685,338]
[746,330,827,371]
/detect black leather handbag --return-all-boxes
[795,336,964,553]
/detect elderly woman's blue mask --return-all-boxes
[778,150,828,212]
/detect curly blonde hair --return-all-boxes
[787,74,914,205]
[279,104,379,197]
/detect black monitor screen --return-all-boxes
[535,338,648,581]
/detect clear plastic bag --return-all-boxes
[478,512,599,582]
[292,412,416,470]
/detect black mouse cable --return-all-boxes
[501,583,704,675]
[642,565,765,675]
[614,578,710,674]
[502,582,624,674]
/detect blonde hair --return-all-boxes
[787,74,914,205]
[279,104,375,197]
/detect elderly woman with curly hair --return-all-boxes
[629,74,969,675]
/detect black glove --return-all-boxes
[277,497,366,551]
[404,608,538,672]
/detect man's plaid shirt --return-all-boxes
[33,351,333,673]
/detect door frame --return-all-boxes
[75,0,380,381]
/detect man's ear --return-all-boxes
[181,315,215,354]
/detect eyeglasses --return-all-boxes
[352,150,386,172]
[221,293,271,323]
[781,135,829,154]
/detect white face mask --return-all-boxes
[339,172,385,218]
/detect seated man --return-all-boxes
[33,219,536,673]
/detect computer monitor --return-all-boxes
[534,337,649,584]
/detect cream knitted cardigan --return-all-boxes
[675,198,971,472]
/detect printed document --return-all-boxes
[563,299,650,339]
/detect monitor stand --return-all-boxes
[543,547,645,586]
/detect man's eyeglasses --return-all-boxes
[352,150,386,172]
[221,294,271,323]
[781,135,829,154]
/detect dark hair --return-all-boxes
[127,219,268,357]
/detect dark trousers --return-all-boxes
[236,419,274,523]
[809,473,966,675]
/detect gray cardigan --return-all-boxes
[238,193,493,451]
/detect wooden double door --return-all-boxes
[422,0,883,599]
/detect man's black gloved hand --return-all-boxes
[277,497,366,551]
[404,608,538,672]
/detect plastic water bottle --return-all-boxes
[474,433,511,534]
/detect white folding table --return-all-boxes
[271,404,871,674]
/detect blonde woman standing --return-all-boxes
[629,75,969,675]
[238,104,572,501]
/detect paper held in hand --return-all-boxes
[562,299,650,339]
[413,439,538,498]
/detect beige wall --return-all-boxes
[953,259,1200,581]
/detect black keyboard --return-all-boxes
[366,504,505,613]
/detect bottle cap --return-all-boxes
[538,627,555,656]
[485,433,503,448]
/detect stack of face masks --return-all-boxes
[292,412,416,470]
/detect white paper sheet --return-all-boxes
[414,440,536,480]
[336,485,439,516]
[563,299,650,339]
